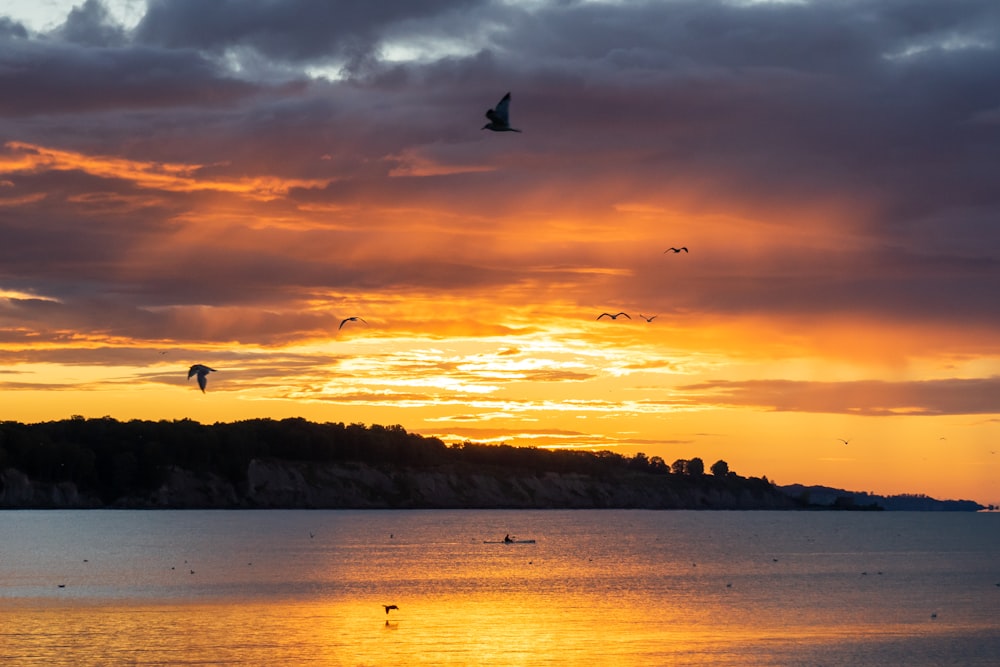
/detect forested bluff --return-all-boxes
[0,417,985,511]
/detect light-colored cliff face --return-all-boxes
[1,460,798,510]
[0,469,99,508]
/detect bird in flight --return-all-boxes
[339,316,368,330]
[383,604,399,615]
[664,247,689,253]
[597,312,631,320]
[187,364,216,393]
[837,438,851,445]
[482,92,521,132]
[638,314,658,322]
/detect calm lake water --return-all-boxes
[1,510,998,666]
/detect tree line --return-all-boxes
[0,416,760,505]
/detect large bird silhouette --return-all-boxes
[597,312,631,320]
[187,364,216,393]
[339,316,368,330]
[482,92,521,132]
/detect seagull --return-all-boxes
[187,364,216,393]
[339,316,368,330]
[638,314,658,322]
[837,438,851,445]
[664,247,688,253]
[597,312,631,320]
[383,604,399,615]
[482,92,521,132]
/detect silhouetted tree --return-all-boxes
[648,455,668,473]
[630,452,649,470]
[687,457,705,477]
[710,460,729,477]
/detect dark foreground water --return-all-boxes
[1,510,998,666]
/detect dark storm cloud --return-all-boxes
[2,0,1000,346]
[0,16,28,39]
[55,0,127,47]
[134,0,481,62]
[679,377,1000,416]
[0,37,259,116]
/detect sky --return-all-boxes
[1,0,998,505]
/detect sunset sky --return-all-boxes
[2,0,998,504]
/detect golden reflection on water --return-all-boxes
[2,590,974,667]
[3,510,999,666]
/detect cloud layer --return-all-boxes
[1,1,999,501]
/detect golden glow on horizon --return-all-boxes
[2,134,998,506]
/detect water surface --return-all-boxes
[2,510,998,665]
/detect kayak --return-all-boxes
[483,539,536,544]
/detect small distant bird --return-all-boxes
[339,316,367,330]
[837,438,851,445]
[638,314,658,322]
[383,604,399,615]
[597,312,631,320]
[187,364,216,393]
[664,247,688,253]
[482,92,521,132]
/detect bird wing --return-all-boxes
[197,373,207,392]
[493,92,511,124]
[338,318,348,330]
[618,312,631,319]
[597,313,610,320]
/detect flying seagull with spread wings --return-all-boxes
[187,364,216,393]
[597,312,631,320]
[639,314,658,322]
[482,92,521,132]
[339,316,368,330]
[664,247,689,253]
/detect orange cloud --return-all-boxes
[1,141,331,201]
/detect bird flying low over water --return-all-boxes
[664,247,689,253]
[383,604,399,615]
[597,312,631,320]
[482,92,521,132]
[187,364,216,393]
[639,314,658,322]
[339,316,368,330]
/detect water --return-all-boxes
[1,510,998,666]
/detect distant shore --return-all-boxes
[0,417,987,511]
